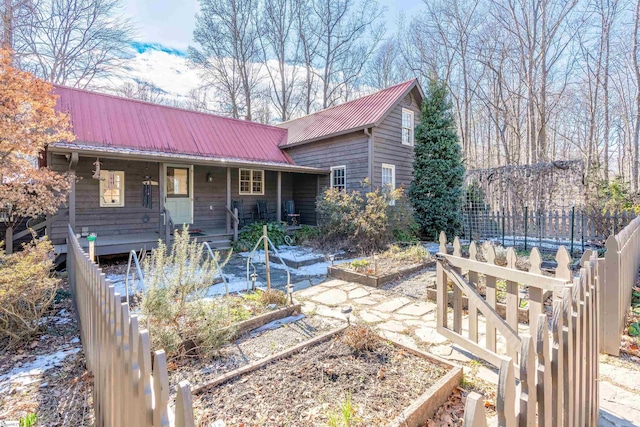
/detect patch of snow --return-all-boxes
[0,347,81,393]
[424,243,442,254]
[250,313,306,335]
[203,273,265,297]
[242,247,363,277]
[53,316,73,326]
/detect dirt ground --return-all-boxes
[0,278,94,426]
[167,315,343,401]
[195,331,448,427]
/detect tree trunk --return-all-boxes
[633,0,640,192]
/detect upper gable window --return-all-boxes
[401,108,414,146]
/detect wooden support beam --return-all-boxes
[226,167,231,234]
[158,162,165,235]
[68,152,79,233]
[276,171,282,223]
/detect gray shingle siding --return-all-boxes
[372,88,422,190]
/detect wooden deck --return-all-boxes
[54,228,232,256]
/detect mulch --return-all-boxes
[195,333,448,427]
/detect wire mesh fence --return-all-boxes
[461,205,636,255]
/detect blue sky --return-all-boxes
[123,0,422,51]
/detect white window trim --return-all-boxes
[382,163,396,205]
[99,170,125,207]
[401,108,415,146]
[330,165,346,190]
[239,168,265,195]
[381,163,396,189]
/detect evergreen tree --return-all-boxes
[409,79,465,240]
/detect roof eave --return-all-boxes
[372,80,422,128]
[279,125,374,149]
[49,143,329,174]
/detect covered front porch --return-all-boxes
[49,151,327,256]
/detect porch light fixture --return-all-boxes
[206,172,213,183]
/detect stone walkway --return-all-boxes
[293,277,640,427]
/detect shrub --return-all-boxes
[140,226,233,358]
[232,221,286,252]
[341,325,380,352]
[291,224,320,245]
[586,176,640,239]
[0,237,58,348]
[380,244,431,263]
[258,289,288,306]
[316,186,418,253]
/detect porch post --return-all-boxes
[226,167,231,234]
[316,175,320,225]
[158,162,165,235]
[68,152,78,233]
[277,171,282,223]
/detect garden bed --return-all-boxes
[329,261,433,288]
[328,245,435,288]
[271,245,327,269]
[192,326,462,427]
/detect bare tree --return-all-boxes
[260,0,301,122]
[191,0,263,121]
[115,80,166,104]
[13,0,133,88]
[365,39,406,89]
[312,0,384,108]
[633,0,640,191]
[1,0,36,49]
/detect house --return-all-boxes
[278,79,423,192]
[45,79,423,256]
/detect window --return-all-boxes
[166,166,190,197]
[239,168,264,195]
[402,108,414,146]
[99,170,125,207]
[382,164,396,205]
[330,166,346,191]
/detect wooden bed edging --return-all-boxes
[191,325,349,395]
[225,304,302,341]
[385,338,463,427]
[328,260,435,288]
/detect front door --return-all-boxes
[164,165,193,225]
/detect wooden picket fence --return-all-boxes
[435,232,600,425]
[601,215,640,355]
[67,225,196,426]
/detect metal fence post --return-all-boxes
[501,208,505,247]
[524,206,529,251]
[570,206,575,254]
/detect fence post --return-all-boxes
[602,235,620,355]
[5,226,13,254]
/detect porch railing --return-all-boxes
[226,206,239,242]
[67,224,196,426]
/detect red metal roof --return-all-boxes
[52,85,294,165]
[277,79,420,147]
